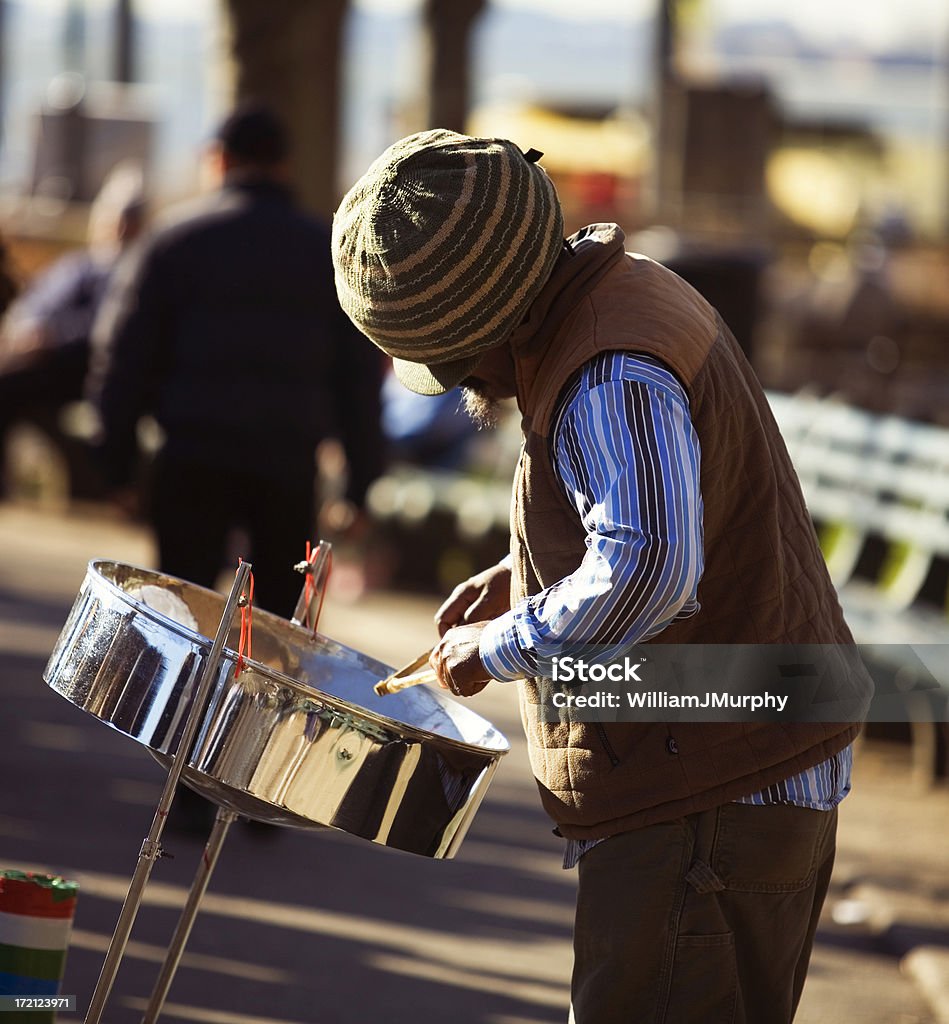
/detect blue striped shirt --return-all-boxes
[480,354,704,676]
[476,352,852,868]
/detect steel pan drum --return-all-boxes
[44,561,508,858]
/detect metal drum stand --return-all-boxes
[83,560,253,1024]
[40,540,508,1022]
[138,544,333,1024]
[139,804,238,1023]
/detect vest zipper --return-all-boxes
[593,722,620,767]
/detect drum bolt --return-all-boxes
[237,596,249,608]
[338,747,353,761]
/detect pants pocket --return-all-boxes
[712,802,835,894]
[663,932,737,1024]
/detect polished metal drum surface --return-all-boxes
[44,561,508,858]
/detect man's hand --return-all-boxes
[435,562,511,637]
[430,622,492,697]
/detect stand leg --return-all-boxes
[84,563,252,1024]
[141,806,238,1024]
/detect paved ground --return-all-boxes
[1,502,947,1023]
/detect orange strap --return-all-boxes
[235,559,255,675]
[311,545,332,635]
[303,540,313,620]
[300,540,333,633]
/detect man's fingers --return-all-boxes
[434,599,465,637]
[434,587,475,636]
[429,645,451,690]
[429,622,492,699]
[427,647,446,688]
[462,594,493,623]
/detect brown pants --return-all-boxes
[570,803,837,1024]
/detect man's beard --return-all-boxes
[460,383,500,429]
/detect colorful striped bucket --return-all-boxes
[0,870,78,1011]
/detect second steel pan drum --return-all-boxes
[43,561,508,858]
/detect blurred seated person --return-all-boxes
[382,364,480,470]
[0,165,146,498]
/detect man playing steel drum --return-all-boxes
[331,129,867,1023]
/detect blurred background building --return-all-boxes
[0,0,946,405]
[0,0,947,543]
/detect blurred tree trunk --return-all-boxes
[652,0,677,219]
[64,0,86,73]
[422,0,486,132]
[222,0,349,219]
[0,1,5,148]
[113,0,135,83]
[652,0,706,220]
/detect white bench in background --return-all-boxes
[769,391,949,783]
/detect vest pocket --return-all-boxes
[593,722,620,767]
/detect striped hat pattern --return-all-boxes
[332,129,564,395]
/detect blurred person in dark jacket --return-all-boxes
[90,102,384,618]
[0,166,145,498]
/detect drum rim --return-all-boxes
[86,559,510,756]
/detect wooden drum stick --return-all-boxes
[374,649,437,696]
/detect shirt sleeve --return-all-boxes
[479,357,704,681]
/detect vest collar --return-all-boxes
[512,224,625,357]
[511,223,626,419]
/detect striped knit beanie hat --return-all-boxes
[332,129,564,395]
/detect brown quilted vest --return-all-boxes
[508,225,862,839]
